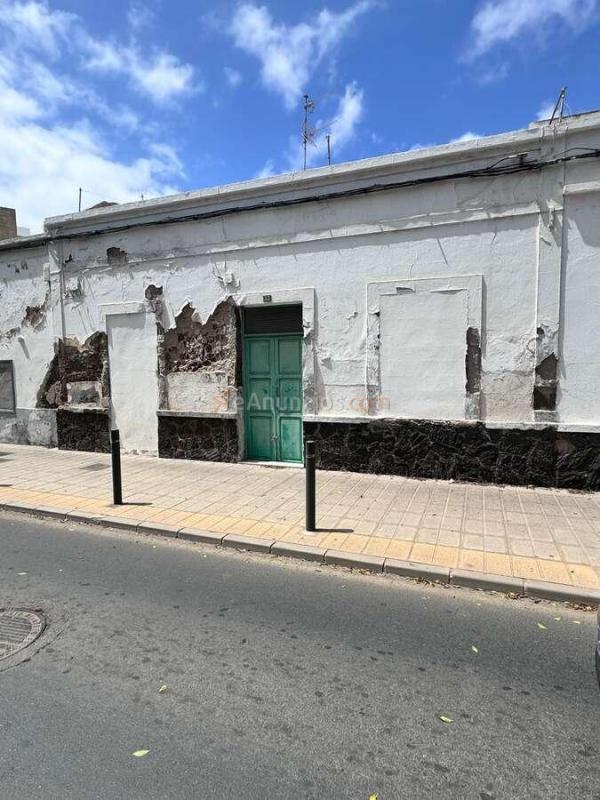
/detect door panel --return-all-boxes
[278,337,302,373]
[277,378,301,413]
[279,416,303,462]
[247,414,273,461]
[246,378,272,412]
[244,336,275,461]
[244,333,302,462]
[247,338,271,374]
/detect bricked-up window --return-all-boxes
[0,361,15,412]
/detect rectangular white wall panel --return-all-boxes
[380,290,467,420]
[107,311,158,454]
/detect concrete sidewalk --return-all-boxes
[1,443,600,602]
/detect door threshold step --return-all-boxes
[242,460,303,469]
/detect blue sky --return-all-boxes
[0,0,599,231]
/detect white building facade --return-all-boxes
[1,112,600,489]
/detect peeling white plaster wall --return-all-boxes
[0,246,56,445]
[2,122,600,453]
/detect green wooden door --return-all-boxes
[244,334,303,462]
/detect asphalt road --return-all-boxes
[0,511,598,800]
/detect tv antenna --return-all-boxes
[549,87,567,124]
[302,94,316,170]
[302,94,338,169]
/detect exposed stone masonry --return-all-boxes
[158,416,239,462]
[304,419,600,491]
[56,409,110,453]
[37,332,109,409]
[162,300,241,380]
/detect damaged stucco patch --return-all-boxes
[465,326,482,420]
[37,331,109,409]
[107,247,128,266]
[0,287,49,340]
[465,327,482,394]
[533,325,559,414]
[156,298,241,412]
[163,300,240,375]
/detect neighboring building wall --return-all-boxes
[1,117,600,488]
[0,207,17,241]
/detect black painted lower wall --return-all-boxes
[56,409,110,453]
[303,419,600,491]
[52,408,599,490]
[158,416,239,462]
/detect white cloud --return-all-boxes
[0,112,183,232]
[328,82,364,150]
[127,1,155,32]
[0,0,75,53]
[0,78,41,120]
[84,39,197,105]
[0,1,197,106]
[287,82,364,169]
[230,1,372,109]
[449,131,481,143]
[224,66,242,88]
[255,159,276,178]
[475,61,509,84]
[0,1,186,231]
[468,0,598,57]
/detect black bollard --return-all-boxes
[305,439,316,532]
[111,428,123,505]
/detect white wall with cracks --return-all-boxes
[0,243,57,444]
[2,112,600,453]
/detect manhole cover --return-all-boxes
[0,610,45,660]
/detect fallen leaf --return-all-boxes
[369,794,378,800]
[158,684,167,694]
[471,645,479,654]
[132,749,149,758]
[537,623,547,630]
[439,715,453,724]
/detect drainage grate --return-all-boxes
[81,463,109,471]
[0,610,45,660]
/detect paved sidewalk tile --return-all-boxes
[1,443,600,596]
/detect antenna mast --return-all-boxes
[302,94,315,170]
[549,87,567,124]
